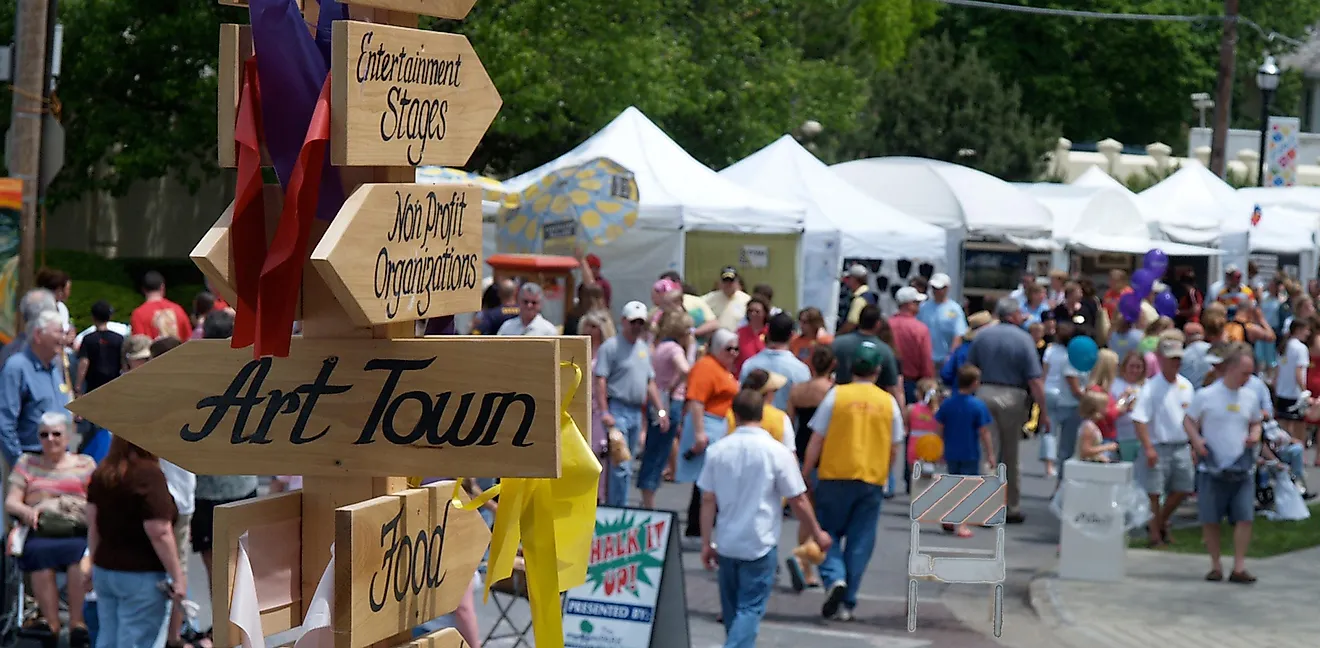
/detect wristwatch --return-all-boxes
[657,409,668,418]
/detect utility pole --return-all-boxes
[1209,0,1238,177]
[8,0,51,292]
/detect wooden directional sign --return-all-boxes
[336,482,488,648]
[311,183,482,327]
[190,185,286,309]
[331,21,502,167]
[67,338,561,477]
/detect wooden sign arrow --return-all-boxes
[331,21,502,167]
[66,338,561,477]
[191,185,285,309]
[395,627,468,648]
[336,482,488,648]
[311,183,482,327]
[215,0,475,22]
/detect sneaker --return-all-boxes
[833,607,854,622]
[821,581,847,619]
[785,556,807,593]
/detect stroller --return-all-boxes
[1257,417,1310,514]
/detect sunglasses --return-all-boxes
[628,319,647,326]
[724,346,740,353]
[521,299,540,306]
[39,431,62,440]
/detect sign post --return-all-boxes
[70,4,592,648]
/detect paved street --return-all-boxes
[167,436,1320,647]
[471,435,1075,647]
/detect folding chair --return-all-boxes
[484,560,532,648]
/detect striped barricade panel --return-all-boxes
[909,472,1006,527]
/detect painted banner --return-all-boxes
[562,507,675,648]
[0,178,21,344]
[1265,116,1300,187]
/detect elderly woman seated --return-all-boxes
[5,411,97,646]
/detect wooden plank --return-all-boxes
[190,185,291,314]
[217,24,271,168]
[335,484,489,648]
[212,491,303,648]
[67,338,562,477]
[391,627,467,647]
[310,183,482,328]
[330,20,501,167]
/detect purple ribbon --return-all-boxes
[248,0,348,222]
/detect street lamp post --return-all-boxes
[1256,55,1280,186]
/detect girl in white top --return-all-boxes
[1041,331,1084,476]
[1274,320,1312,444]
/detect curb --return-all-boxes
[1024,563,1071,629]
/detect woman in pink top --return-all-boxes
[638,311,694,509]
[733,297,769,375]
[580,312,611,502]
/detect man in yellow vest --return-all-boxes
[802,341,906,621]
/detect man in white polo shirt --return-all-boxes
[1131,333,1195,548]
[1185,345,1262,584]
[698,389,831,648]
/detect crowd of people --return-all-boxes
[561,257,1320,647]
[7,253,1320,648]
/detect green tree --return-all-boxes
[0,0,240,207]
[829,35,1059,181]
[936,0,1320,147]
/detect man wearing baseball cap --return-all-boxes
[889,287,934,406]
[802,341,905,620]
[703,266,751,332]
[917,273,967,372]
[596,301,669,506]
[839,264,878,334]
[1131,332,1196,548]
[1208,264,1253,311]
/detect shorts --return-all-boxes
[192,490,258,553]
[1275,397,1304,421]
[1142,443,1195,496]
[945,459,980,476]
[174,513,192,576]
[1196,471,1255,525]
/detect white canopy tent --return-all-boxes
[830,157,1054,297]
[721,136,947,328]
[1021,183,1219,259]
[1137,161,1252,277]
[1234,187,1320,279]
[502,106,805,315]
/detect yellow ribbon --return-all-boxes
[452,361,601,648]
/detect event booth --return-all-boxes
[720,136,946,327]
[500,107,805,315]
[831,157,1054,308]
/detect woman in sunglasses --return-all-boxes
[676,329,741,537]
[4,410,97,646]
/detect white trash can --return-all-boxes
[1059,459,1132,582]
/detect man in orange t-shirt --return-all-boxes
[130,271,192,341]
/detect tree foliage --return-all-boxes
[937,0,1320,147]
[827,35,1060,181]
[0,0,240,207]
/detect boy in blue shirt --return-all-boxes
[934,364,996,537]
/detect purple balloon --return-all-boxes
[1143,249,1169,275]
[1130,268,1157,298]
[1154,290,1177,318]
[1118,291,1142,323]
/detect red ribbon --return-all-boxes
[228,56,334,358]
[230,57,267,351]
[254,76,333,358]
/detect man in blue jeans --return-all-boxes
[597,301,670,506]
[802,343,906,620]
[699,389,831,647]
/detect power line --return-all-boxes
[927,0,1306,47]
